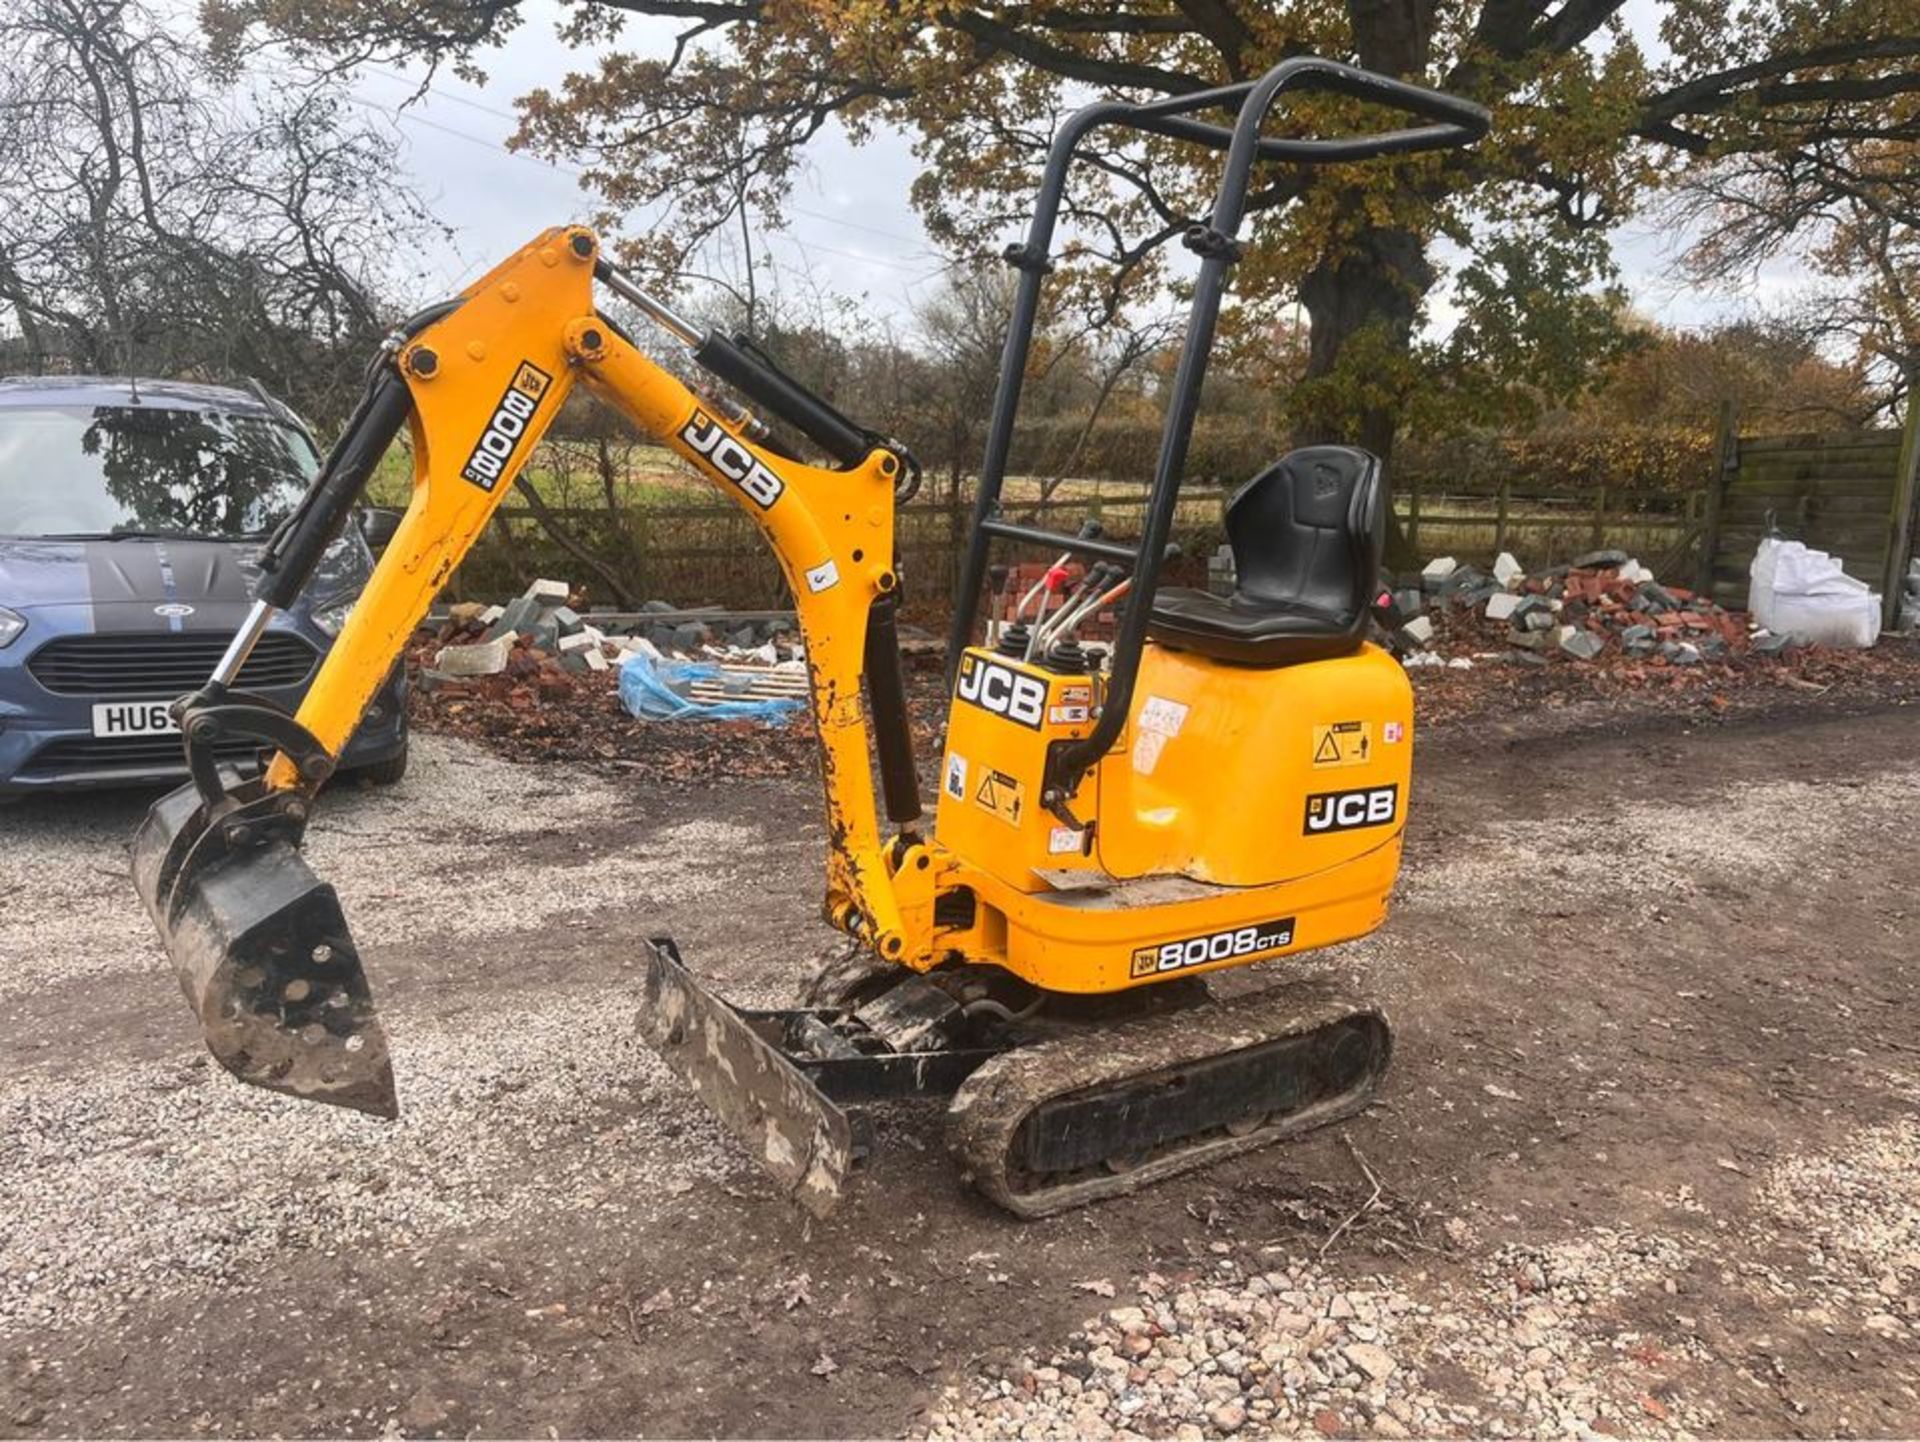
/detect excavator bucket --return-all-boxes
[131,778,397,1117]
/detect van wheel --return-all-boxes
[347,742,409,787]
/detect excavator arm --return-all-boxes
[131,226,920,1116]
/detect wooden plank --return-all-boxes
[1884,402,1920,628]
[1736,431,1902,455]
[1722,495,1897,518]
[1699,401,1737,593]
[1728,466,1899,489]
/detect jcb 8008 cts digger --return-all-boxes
[132,58,1487,1218]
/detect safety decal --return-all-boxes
[1138,695,1189,737]
[943,752,968,802]
[955,654,1046,730]
[680,408,785,508]
[1130,917,1297,978]
[1049,703,1090,725]
[805,559,840,593]
[973,768,1025,827]
[1048,825,1084,855]
[1304,784,1399,835]
[1311,720,1373,768]
[1383,720,1405,744]
[460,361,553,492]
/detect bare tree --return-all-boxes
[1669,137,1918,420]
[0,0,437,422]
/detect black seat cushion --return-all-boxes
[1150,446,1385,667]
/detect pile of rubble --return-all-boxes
[422,578,801,688]
[1393,549,1793,670]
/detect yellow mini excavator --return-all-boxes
[133,58,1488,1218]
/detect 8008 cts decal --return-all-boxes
[460,362,553,491]
[1131,917,1297,978]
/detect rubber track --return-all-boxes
[945,978,1389,1219]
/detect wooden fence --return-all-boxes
[445,415,1918,622]
[1697,406,1920,622]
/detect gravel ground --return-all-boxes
[0,734,787,1339]
[0,737,771,998]
[3,708,1919,1437]
[921,1109,1920,1441]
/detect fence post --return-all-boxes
[1406,472,1422,556]
[1885,398,1920,629]
[1696,400,1738,598]
[1494,479,1510,557]
[1591,485,1608,549]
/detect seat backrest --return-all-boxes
[1224,445,1385,621]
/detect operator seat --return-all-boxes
[1148,445,1385,667]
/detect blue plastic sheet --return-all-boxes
[618,651,805,725]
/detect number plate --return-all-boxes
[91,701,179,738]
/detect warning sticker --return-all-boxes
[1311,721,1373,768]
[973,768,1026,827]
[943,752,968,801]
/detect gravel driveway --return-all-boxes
[3,712,1918,1438]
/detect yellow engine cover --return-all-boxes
[1094,640,1413,885]
[928,639,1413,995]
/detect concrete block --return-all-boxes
[486,596,543,640]
[1559,628,1605,661]
[1522,609,1556,632]
[1393,588,1425,618]
[551,605,585,637]
[1486,592,1522,622]
[478,604,506,626]
[434,637,510,676]
[1400,615,1435,644]
[1636,581,1679,613]
[1492,552,1524,587]
[557,630,598,653]
[1421,556,1458,587]
[1572,548,1629,570]
[582,647,610,672]
[523,578,571,607]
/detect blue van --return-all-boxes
[0,376,407,795]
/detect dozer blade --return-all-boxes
[131,779,397,1118]
[637,938,853,1219]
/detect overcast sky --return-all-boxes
[338,1,1803,340]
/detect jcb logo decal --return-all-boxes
[955,655,1045,730]
[1305,784,1399,835]
[460,362,552,492]
[680,409,784,509]
[1131,918,1296,978]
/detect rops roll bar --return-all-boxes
[942,57,1489,817]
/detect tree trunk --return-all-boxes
[1292,215,1436,570]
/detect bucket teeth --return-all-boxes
[132,781,398,1118]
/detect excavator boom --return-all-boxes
[133,227,918,1115]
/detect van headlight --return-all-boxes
[0,607,24,649]
[311,595,355,637]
